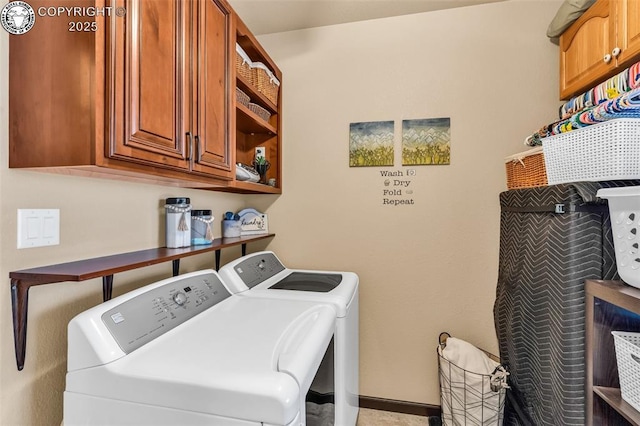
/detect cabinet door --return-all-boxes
[560,0,615,99]
[613,0,640,67]
[191,0,233,179]
[107,0,191,170]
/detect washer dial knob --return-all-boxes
[173,292,187,306]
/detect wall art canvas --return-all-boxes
[402,118,451,165]
[349,121,394,167]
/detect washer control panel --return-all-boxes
[101,273,231,354]
[233,253,286,288]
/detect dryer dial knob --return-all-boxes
[173,292,187,306]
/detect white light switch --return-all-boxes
[17,209,60,249]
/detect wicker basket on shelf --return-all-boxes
[248,102,271,122]
[235,87,250,107]
[505,147,547,190]
[252,62,280,106]
[235,44,255,85]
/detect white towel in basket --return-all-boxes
[441,337,499,375]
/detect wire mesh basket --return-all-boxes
[437,332,508,426]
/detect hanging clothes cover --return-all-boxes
[494,181,640,425]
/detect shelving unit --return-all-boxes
[9,233,274,371]
[232,14,282,194]
[586,279,640,425]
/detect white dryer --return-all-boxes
[218,251,359,426]
[64,269,336,426]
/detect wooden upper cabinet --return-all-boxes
[9,0,275,191]
[191,0,233,178]
[614,0,640,65]
[108,0,191,170]
[560,0,614,99]
[109,0,232,179]
[560,0,640,100]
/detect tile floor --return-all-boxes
[356,408,431,425]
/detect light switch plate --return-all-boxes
[17,209,60,249]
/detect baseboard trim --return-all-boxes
[359,395,441,417]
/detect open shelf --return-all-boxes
[594,386,640,425]
[233,13,282,195]
[236,103,277,134]
[229,180,281,194]
[237,74,277,114]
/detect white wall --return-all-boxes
[257,0,561,405]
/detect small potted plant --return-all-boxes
[252,156,271,184]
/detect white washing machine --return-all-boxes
[218,251,359,426]
[64,269,336,426]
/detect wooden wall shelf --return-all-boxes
[9,233,274,371]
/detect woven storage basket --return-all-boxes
[235,87,250,107]
[542,119,640,184]
[504,147,547,190]
[612,331,640,412]
[252,62,279,106]
[235,44,255,85]
[248,102,271,122]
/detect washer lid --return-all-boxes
[269,271,342,292]
[219,251,359,317]
[66,295,336,425]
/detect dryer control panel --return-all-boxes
[233,252,286,288]
[100,273,231,354]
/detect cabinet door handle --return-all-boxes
[603,53,612,64]
[185,132,193,161]
[612,47,621,58]
[194,135,202,162]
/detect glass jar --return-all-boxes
[165,197,191,248]
[191,210,214,245]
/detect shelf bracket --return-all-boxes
[215,249,221,271]
[172,259,180,277]
[11,278,30,371]
[102,275,114,301]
